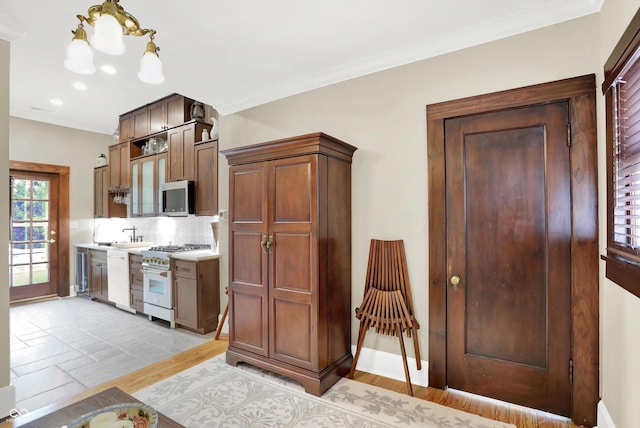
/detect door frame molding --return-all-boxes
[426,75,598,426]
[9,161,70,298]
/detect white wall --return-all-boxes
[0,38,16,418]
[9,117,112,291]
[597,1,640,427]
[218,15,600,360]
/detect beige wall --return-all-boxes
[598,1,640,427]
[219,15,600,359]
[9,117,113,290]
[1,38,12,414]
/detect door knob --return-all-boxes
[48,238,56,244]
[450,275,461,286]
[260,235,268,253]
[266,236,273,253]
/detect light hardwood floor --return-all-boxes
[3,337,582,428]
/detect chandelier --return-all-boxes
[64,0,164,84]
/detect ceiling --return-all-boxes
[1,0,603,136]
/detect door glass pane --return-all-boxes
[12,178,30,199]
[32,180,49,199]
[32,222,48,241]
[32,201,49,221]
[12,244,30,265]
[11,266,30,286]
[12,225,29,242]
[32,263,49,284]
[12,201,29,221]
[33,242,49,263]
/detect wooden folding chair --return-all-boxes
[348,239,421,396]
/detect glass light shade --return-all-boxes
[138,52,165,84]
[64,38,96,74]
[90,13,125,55]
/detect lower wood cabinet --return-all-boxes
[89,250,108,302]
[173,258,220,334]
[129,254,144,313]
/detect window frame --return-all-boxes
[603,7,640,298]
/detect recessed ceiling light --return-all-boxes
[49,98,63,106]
[72,81,88,90]
[101,65,117,74]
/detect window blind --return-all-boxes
[613,53,640,260]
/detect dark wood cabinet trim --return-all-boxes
[426,75,598,426]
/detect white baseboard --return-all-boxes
[0,383,16,420]
[350,345,428,387]
[596,400,616,428]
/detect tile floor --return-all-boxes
[9,297,213,412]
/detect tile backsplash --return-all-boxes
[93,216,219,248]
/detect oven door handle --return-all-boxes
[142,268,168,278]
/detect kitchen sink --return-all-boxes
[111,241,154,249]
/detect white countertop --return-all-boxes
[74,243,150,254]
[171,249,220,261]
[75,244,220,259]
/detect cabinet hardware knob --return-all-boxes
[266,236,273,253]
[261,235,268,253]
[450,275,461,287]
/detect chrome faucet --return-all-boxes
[122,226,137,242]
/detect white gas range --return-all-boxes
[140,244,211,327]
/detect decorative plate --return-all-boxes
[68,402,158,428]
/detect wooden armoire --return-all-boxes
[222,132,357,395]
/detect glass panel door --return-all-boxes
[9,172,59,301]
[131,161,139,216]
[141,158,154,215]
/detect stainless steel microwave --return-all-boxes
[161,180,195,216]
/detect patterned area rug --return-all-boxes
[133,354,515,428]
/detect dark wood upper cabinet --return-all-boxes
[112,94,215,217]
[94,166,108,218]
[148,101,166,135]
[194,140,218,216]
[167,121,211,182]
[119,113,134,142]
[108,142,130,191]
[133,107,149,139]
[148,94,193,134]
[94,165,126,218]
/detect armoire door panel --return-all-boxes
[272,299,313,368]
[231,290,268,356]
[233,167,267,223]
[272,233,312,293]
[272,158,314,223]
[232,231,265,285]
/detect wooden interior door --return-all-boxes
[444,102,572,416]
[269,155,318,370]
[228,162,270,356]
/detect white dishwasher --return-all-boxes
[107,249,135,313]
